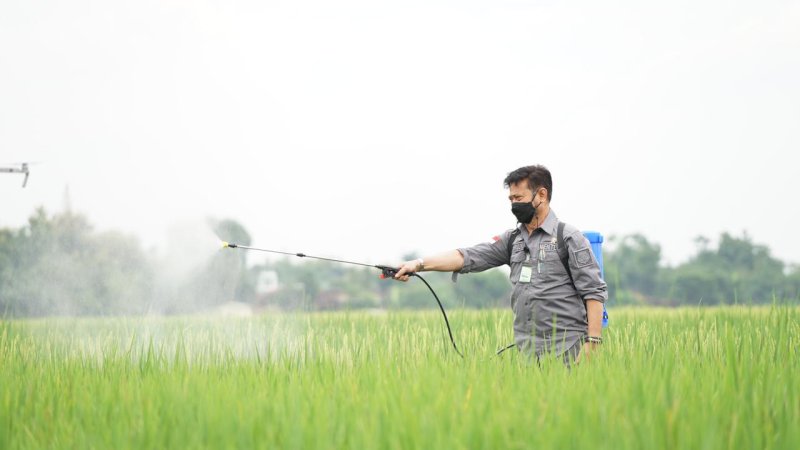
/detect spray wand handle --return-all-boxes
[376,265,415,280]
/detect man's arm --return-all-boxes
[586,298,603,337]
[393,230,515,282]
[563,228,608,363]
[393,250,465,282]
[580,299,604,361]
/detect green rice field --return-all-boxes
[1,306,798,449]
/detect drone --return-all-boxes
[0,163,31,187]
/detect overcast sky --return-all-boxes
[2,0,799,267]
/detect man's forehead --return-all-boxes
[508,180,531,193]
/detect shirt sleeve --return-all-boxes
[457,229,514,274]
[565,229,608,303]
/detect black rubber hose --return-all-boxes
[411,273,464,358]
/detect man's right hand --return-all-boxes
[393,259,423,282]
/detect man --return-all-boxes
[393,165,607,365]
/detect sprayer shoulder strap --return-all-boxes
[506,224,571,280]
[505,229,521,261]
[557,221,572,281]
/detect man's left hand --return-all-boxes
[576,341,601,364]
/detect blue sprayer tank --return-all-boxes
[583,231,609,328]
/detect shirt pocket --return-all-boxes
[539,245,569,282]
[509,241,529,284]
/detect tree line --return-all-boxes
[1,208,798,317]
[605,233,800,306]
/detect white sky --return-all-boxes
[2,0,799,267]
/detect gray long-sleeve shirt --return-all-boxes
[457,210,607,357]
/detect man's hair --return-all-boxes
[503,165,553,201]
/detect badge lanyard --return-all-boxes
[520,248,533,283]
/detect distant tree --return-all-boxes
[214,218,255,302]
[658,265,729,306]
[657,232,786,305]
[785,265,800,302]
[452,270,511,308]
[214,219,252,247]
[166,218,256,313]
[391,272,457,309]
[0,207,153,317]
[605,234,662,304]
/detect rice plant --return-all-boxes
[1,306,797,449]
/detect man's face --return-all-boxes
[508,181,534,204]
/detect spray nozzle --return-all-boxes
[221,241,238,249]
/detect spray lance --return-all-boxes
[222,242,464,358]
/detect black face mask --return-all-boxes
[511,193,542,224]
[511,201,536,224]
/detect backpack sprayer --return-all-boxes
[222,241,464,358]
[495,229,609,355]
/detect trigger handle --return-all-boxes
[377,265,414,280]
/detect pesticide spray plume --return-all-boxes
[223,242,464,357]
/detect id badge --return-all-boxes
[520,256,533,283]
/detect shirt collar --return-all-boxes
[517,208,559,237]
[539,208,559,236]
